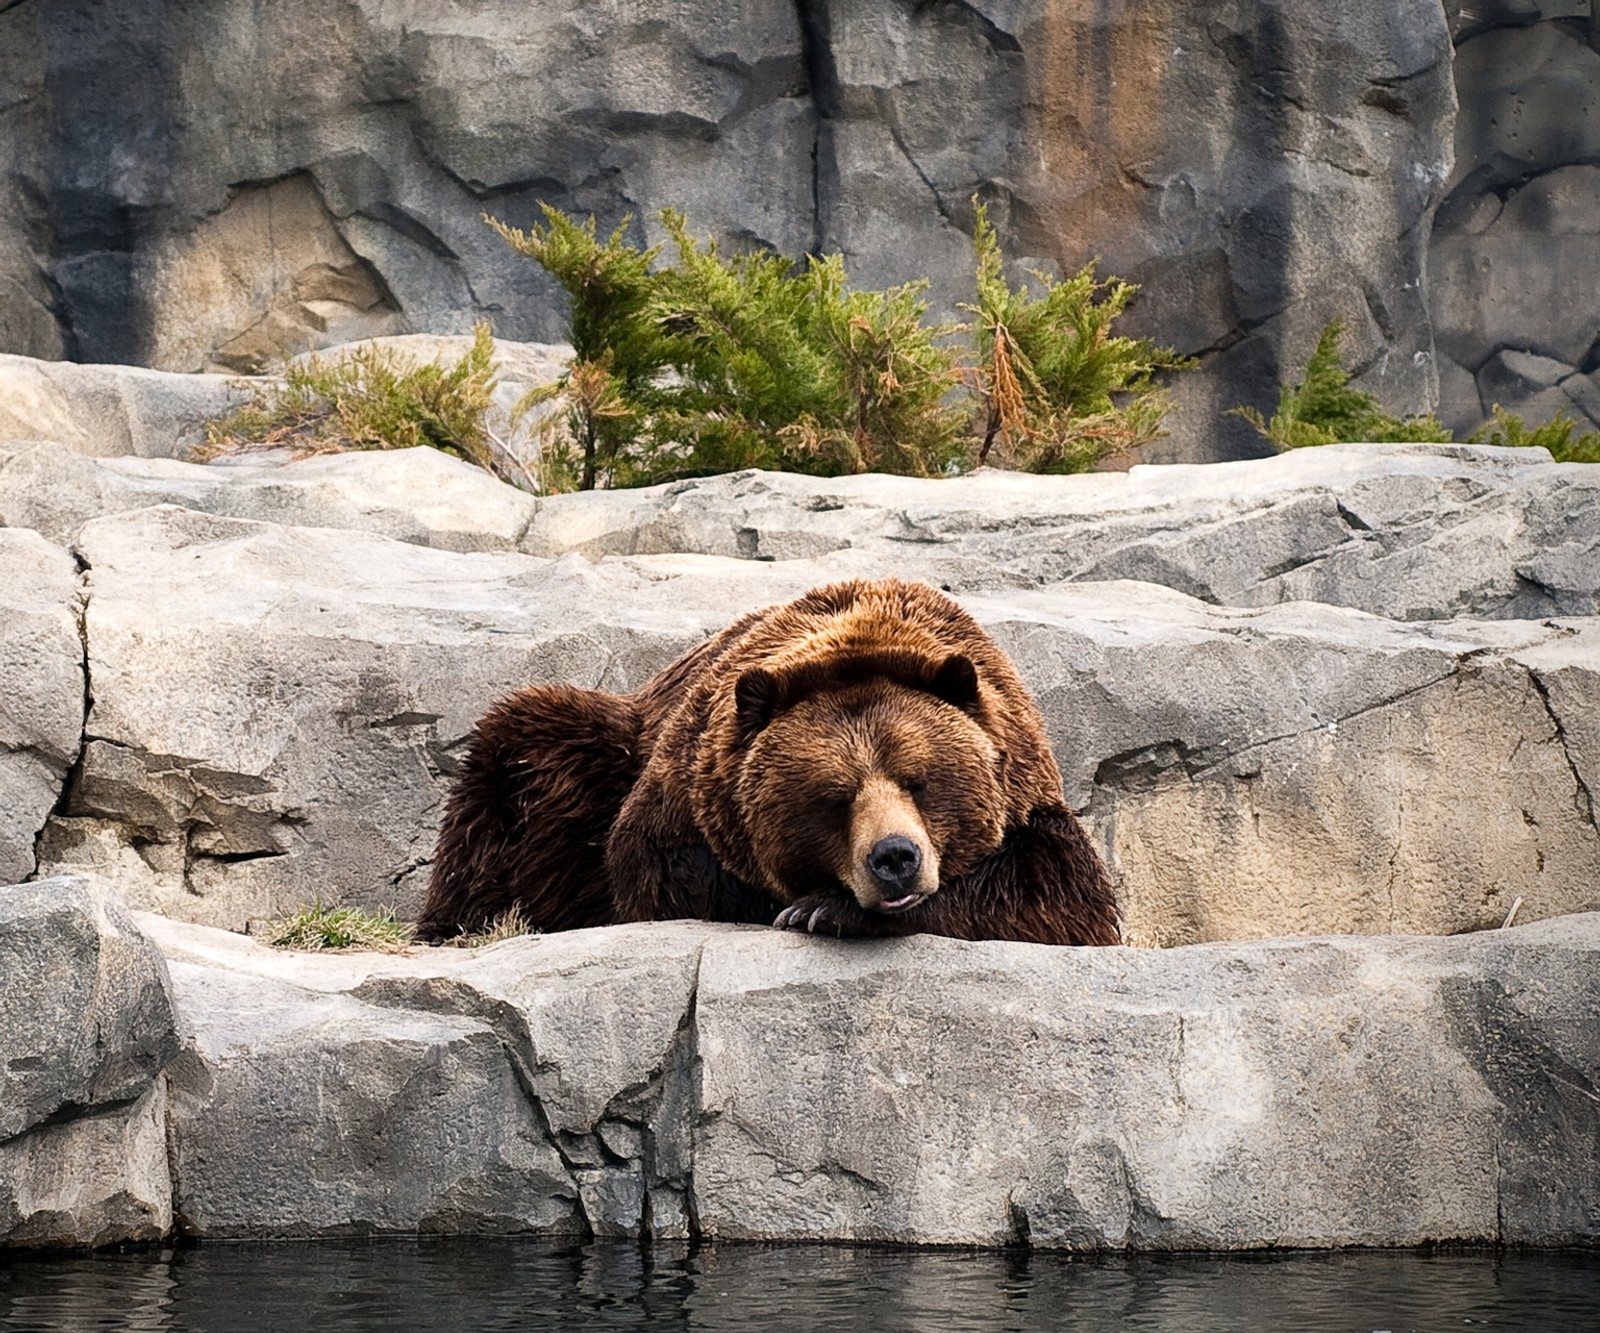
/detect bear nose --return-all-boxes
[867,835,922,886]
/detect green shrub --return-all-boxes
[965,200,1186,473]
[1469,403,1600,463]
[200,325,532,486]
[488,208,672,490]
[1241,323,1600,463]
[652,212,969,478]
[491,202,1179,489]
[263,901,413,952]
[1233,322,1452,449]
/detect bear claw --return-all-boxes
[773,894,857,936]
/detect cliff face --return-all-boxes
[0,0,1461,462]
[1433,2,1600,436]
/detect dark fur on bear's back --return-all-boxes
[416,579,1119,946]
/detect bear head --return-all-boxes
[726,649,1009,916]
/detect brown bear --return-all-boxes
[416,578,1119,946]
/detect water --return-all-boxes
[2,1242,1596,1332]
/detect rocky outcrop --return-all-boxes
[2,438,1597,944]
[6,905,1582,1248]
[0,876,180,1249]
[0,1,1457,462]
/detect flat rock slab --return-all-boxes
[131,912,1600,1249]
[0,877,180,1249]
[36,502,1600,942]
[6,440,1596,624]
[0,438,538,553]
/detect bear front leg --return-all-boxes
[920,804,1121,946]
[607,776,780,926]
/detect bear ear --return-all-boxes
[734,667,783,740]
[930,653,981,712]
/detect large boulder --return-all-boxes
[0,876,180,1249]
[36,493,1600,944]
[128,911,1600,1248]
[144,913,708,1239]
[0,0,1455,463]
[0,528,85,885]
[691,913,1600,1247]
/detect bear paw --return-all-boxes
[772,892,869,937]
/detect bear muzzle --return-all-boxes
[867,835,924,911]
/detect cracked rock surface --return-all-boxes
[0,876,180,1249]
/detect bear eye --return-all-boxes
[904,777,928,798]
[821,789,854,810]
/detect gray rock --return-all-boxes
[0,0,1456,464]
[160,957,579,1239]
[0,354,243,459]
[1560,369,1600,428]
[128,911,1600,1248]
[0,438,537,553]
[144,914,708,1239]
[1433,165,1600,375]
[0,875,180,1250]
[0,530,84,885]
[1436,354,1484,437]
[0,1082,172,1251]
[1448,26,1600,198]
[36,496,1600,945]
[0,876,180,1142]
[691,913,1600,1247]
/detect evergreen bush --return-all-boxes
[492,202,1181,489]
[965,200,1186,473]
[1240,322,1600,464]
[1233,322,1452,449]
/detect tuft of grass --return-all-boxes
[442,905,538,948]
[264,901,415,952]
[198,324,537,489]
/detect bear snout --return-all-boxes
[867,835,922,888]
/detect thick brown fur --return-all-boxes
[418,579,1119,946]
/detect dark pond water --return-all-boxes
[2,1241,1596,1332]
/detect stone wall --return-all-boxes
[0,1,1458,462]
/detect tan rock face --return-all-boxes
[142,174,408,375]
